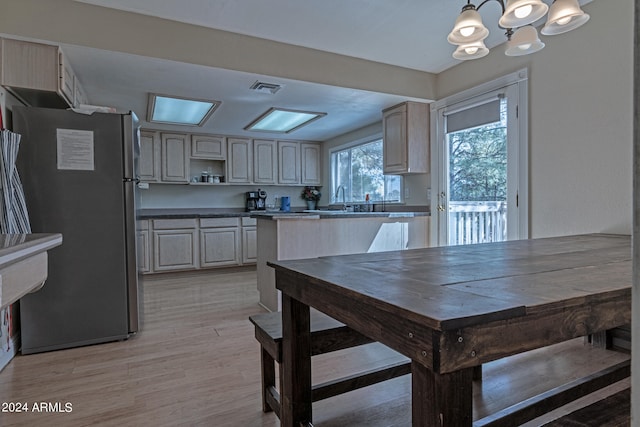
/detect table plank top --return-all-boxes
[271,234,631,331]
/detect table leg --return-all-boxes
[280,293,312,427]
[411,360,473,427]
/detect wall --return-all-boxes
[140,184,311,210]
[321,122,430,207]
[436,0,633,238]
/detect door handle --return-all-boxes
[438,192,446,212]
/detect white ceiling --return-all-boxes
[54,0,589,141]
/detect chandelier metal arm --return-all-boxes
[474,0,510,31]
[475,0,506,14]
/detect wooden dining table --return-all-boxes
[269,233,632,427]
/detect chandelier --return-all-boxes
[448,0,590,60]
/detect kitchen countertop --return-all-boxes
[251,211,430,220]
[138,208,430,220]
[0,233,63,270]
[0,233,63,309]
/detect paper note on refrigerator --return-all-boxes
[56,128,95,171]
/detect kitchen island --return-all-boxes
[0,233,63,309]
[253,211,429,311]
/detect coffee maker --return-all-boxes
[246,189,267,211]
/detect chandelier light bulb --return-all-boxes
[460,26,475,37]
[514,4,532,19]
[556,16,572,26]
[499,0,548,28]
[453,40,489,60]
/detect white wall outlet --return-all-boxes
[404,187,410,199]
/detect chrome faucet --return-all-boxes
[335,185,346,211]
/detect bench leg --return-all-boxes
[472,365,482,381]
[261,347,276,413]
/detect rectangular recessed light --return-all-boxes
[245,108,327,133]
[148,94,220,126]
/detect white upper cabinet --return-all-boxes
[383,101,430,174]
[227,138,252,184]
[191,134,226,160]
[300,142,321,185]
[0,38,86,108]
[161,133,190,183]
[138,129,322,186]
[278,141,300,185]
[139,130,161,183]
[253,139,277,184]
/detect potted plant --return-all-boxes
[301,186,321,210]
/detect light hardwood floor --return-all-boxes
[0,268,630,426]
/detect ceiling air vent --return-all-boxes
[250,81,283,94]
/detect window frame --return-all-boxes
[329,134,403,205]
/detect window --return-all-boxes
[330,138,402,204]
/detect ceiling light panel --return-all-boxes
[245,108,327,133]
[148,94,220,126]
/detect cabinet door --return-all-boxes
[253,139,277,184]
[227,138,252,183]
[383,104,407,174]
[153,229,198,272]
[136,220,151,274]
[139,131,160,182]
[278,141,300,184]
[300,142,321,185]
[242,226,257,264]
[161,133,190,182]
[200,227,240,267]
[191,134,226,160]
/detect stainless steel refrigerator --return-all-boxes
[13,106,142,354]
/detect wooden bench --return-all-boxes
[249,310,411,418]
[541,387,630,427]
[474,359,630,427]
[251,310,630,424]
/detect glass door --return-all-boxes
[434,80,527,246]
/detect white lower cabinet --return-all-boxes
[200,218,240,268]
[137,220,151,274]
[143,216,256,274]
[152,219,198,272]
[242,217,257,264]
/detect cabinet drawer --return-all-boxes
[152,218,198,230]
[200,217,240,228]
[137,219,149,231]
[241,217,257,227]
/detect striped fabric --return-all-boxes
[0,129,31,234]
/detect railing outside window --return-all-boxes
[448,201,507,246]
